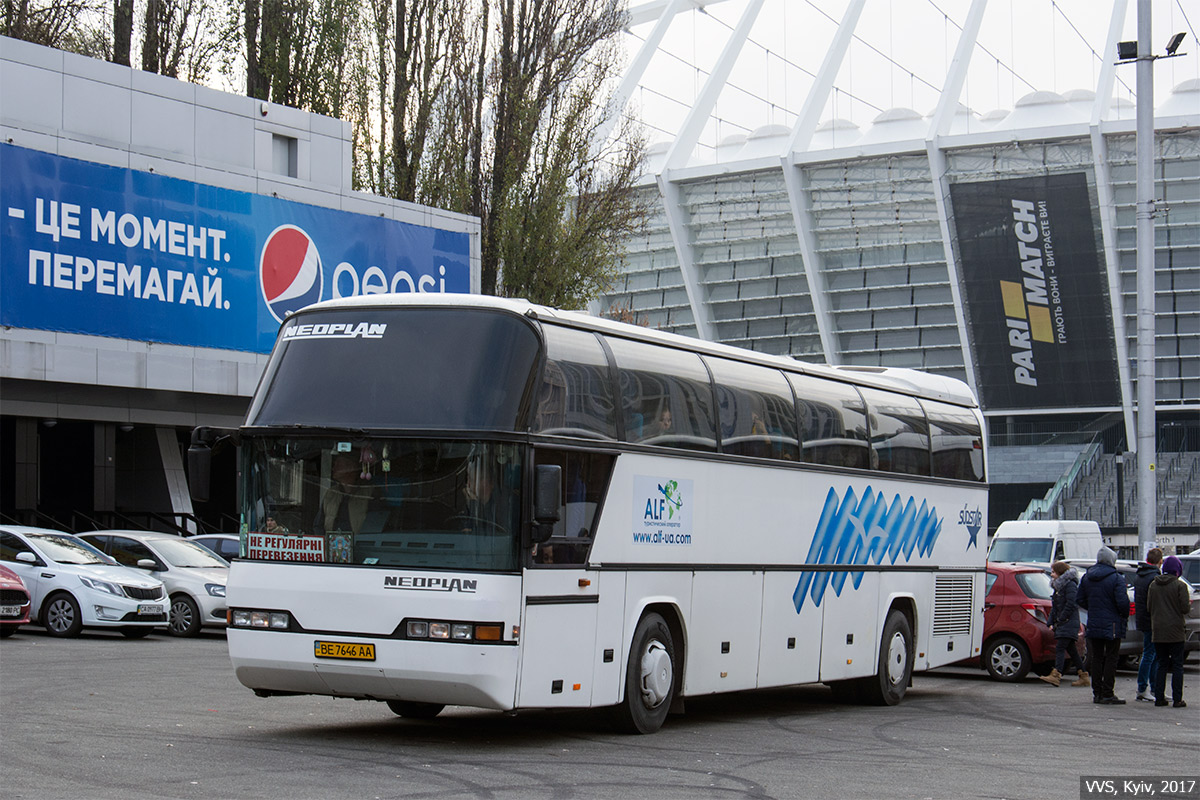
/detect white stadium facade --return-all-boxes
[593,0,1199,549]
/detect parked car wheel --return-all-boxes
[984,636,1031,681]
[120,626,155,639]
[42,592,84,638]
[169,594,202,637]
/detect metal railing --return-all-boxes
[1019,441,1103,520]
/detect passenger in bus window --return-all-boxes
[649,406,673,440]
[460,456,517,535]
[318,454,370,536]
[264,515,288,535]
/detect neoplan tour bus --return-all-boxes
[189,294,988,734]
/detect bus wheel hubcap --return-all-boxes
[640,640,672,708]
[887,633,907,686]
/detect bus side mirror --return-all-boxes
[187,425,238,504]
[531,464,562,544]
[187,436,212,503]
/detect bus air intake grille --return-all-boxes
[932,576,974,636]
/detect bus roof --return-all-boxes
[298,294,979,408]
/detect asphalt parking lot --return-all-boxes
[1,628,1197,800]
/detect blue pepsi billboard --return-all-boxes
[0,144,472,353]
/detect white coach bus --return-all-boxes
[195,294,988,733]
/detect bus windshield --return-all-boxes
[246,307,540,431]
[240,437,522,572]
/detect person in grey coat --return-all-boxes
[1147,555,1191,708]
[1076,546,1130,704]
[1039,561,1088,687]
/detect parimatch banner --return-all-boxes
[950,173,1119,411]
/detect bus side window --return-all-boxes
[706,357,799,461]
[788,374,870,469]
[606,336,716,452]
[859,387,931,477]
[532,449,615,566]
[534,327,617,440]
[923,399,986,482]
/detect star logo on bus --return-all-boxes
[658,480,683,520]
[960,505,983,550]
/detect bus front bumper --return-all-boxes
[228,628,520,710]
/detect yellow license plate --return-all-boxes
[314,640,376,661]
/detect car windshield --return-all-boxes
[30,534,113,565]
[241,437,522,571]
[151,537,229,568]
[1014,571,1053,600]
[988,537,1052,564]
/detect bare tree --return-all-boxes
[243,0,356,116]
[420,0,646,305]
[112,0,132,65]
[3,0,106,51]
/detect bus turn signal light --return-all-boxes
[474,625,501,641]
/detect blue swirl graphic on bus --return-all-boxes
[792,486,942,612]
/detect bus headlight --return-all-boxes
[230,608,291,630]
[402,618,504,643]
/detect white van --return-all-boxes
[987,520,1105,566]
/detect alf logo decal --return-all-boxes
[632,476,693,546]
[792,486,943,612]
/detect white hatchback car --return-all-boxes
[189,533,240,562]
[80,530,229,637]
[0,526,167,638]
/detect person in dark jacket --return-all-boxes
[1039,562,1088,687]
[1132,548,1163,701]
[1076,546,1130,704]
[1147,555,1191,708]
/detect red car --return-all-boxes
[0,563,32,638]
[977,563,1059,681]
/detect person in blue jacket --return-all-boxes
[1075,546,1130,704]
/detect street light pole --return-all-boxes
[1134,0,1156,558]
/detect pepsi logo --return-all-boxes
[260,225,322,323]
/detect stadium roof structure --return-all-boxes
[594,0,1200,442]
[608,0,1198,166]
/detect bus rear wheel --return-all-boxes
[616,612,676,734]
[860,609,913,706]
[386,700,444,719]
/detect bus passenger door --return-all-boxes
[518,569,600,707]
[517,448,612,708]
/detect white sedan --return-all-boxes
[80,530,229,637]
[0,526,167,638]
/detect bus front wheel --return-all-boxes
[617,612,676,734]
[862,609,913,706]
